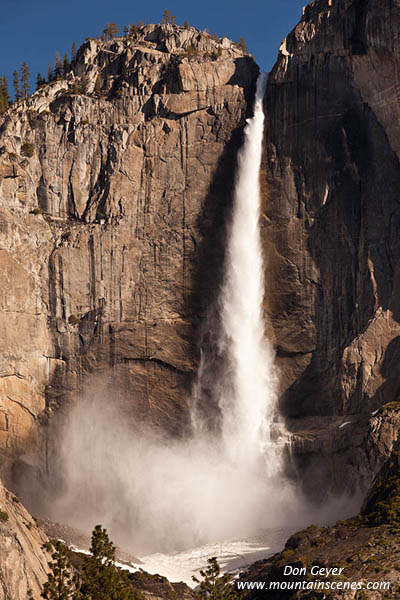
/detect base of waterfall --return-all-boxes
[135,495,360,587]
[64,527,297,588]
[138,527,296,587]
[40,490,361,590]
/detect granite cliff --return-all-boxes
[0,23,258,485]
[0,480,50,600]
[262,0,400,495]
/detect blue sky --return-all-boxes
[0,0,306,97]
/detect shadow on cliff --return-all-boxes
[188,76,258,426]
[189,58,259,325]
[191,63,259,314]
[275,78,400,421]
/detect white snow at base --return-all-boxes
[69,528,293,588]
[139,528,293,587]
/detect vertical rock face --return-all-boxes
[263,0,400,491]
[0,480,49,599]
[0,24,258,478]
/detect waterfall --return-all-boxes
[46,72,297,557]
[216,72,282,471]
[194,72,284,476]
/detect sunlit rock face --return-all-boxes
[0,479,50,600]
[262,0,400,494]
[0,23,258,478]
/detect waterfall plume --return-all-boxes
[215,72,283,471]
[40,73,301,556]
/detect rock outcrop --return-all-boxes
[0,479,49,599]
[262,0,400,493]
[241,436,400,599]
[0,24,258,482]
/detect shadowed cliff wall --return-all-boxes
[262,0,400,494]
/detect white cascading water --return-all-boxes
[215,72,282,471]
[44,72,305,583]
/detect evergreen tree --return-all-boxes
[21,61,30,98]
[41,540,82,600]
[129,23,138,35]
[71,41,77,61]
[192,557,243,600]
[0,77,9,114]
[239,36,248,52]
[0,79,4,113]
[161,9,175,24]
[162,8,171,24]
[2,76,9,103]
[47,64,53,82]
[184,20,189,29]
[103,22,119,40]
[13,70,20,101]
[36,72,44,89]
[80,525,135,600]
[63,53,70,76]
[54,52,63,79]
[123,25,129,35]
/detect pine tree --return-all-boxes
[54,52,63,79]
[123,25,129,36]
[129,23,137,35]
[21,61,30,98]
[80,525,135,600]
[2,76,8,103]
[184,20,189,29]
[192,557,243,600]
[0,78,4,113]
[41,540,82,600]
[36,72,44,89]
[0,77,9,114]
[162,8,171,24]
[48,64,53,82]
[103,22,119,40]
[71,41,77,61]
[13,69,20,101]
[0,83,4,115]
[63,53,70,76]
[239,36,248,52]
